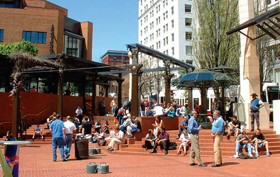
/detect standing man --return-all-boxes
[82,117,93,135]
[250,93,264,131]
[110,98,116,115]
[211,110,225,167]
[188,111,206,167]
[63,116,76,160]
[49,114,67,162]
[75,106,83,123]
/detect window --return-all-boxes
[166,37,168,44]
[0,29,4,42]
[163,38,166,46]
[185,32,192,40]
[166,50,168,55]
[159,41,161,48]
[163,0,165,8]
[163,25,166,33]
[166,11,168,19]
[22,31,47,44]
[171,33,174,41]
[166,24,168,32]
[114,56,117,61]
[140,30,142,36]
[163,13,165,20]
[166,0,168,6]
[186,46,192,55]
[171,6,174,15]
[123,57,126,61]
[63,34,84,58]
[185,18,192,26]
[172,47,174,55]
[171,20,174,28]
[267,0,271,4]
[185,4,192,13]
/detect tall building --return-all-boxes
[0,0,93,60]
[138,0,193,104]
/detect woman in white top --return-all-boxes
[105,127,116,140]
[152,116,164,136]
[177,130,191,156]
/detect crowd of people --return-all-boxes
[15,92,269,164]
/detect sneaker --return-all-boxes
[62,159,68,162]
[267,152,270,157]
[66,154,70,159]
[248,154,253,157]
[165,150,168,155]
[150,150,157,154]
[233,154,239,158]
[255,153,259,157]
[226,133,230,137]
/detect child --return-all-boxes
[177,130,191,156]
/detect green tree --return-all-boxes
[193,0,240,69]
[0,40,38,56]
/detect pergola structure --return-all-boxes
[227,6,280,40]
[0,54,124,138]
[126,43,195,117]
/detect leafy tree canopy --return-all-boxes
[0,40,38,56]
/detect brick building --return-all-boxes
[101,50,130,104]
[0,0,93,60]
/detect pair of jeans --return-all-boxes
[52,137,65,161]
[140,110,145,117]
[64,134,73,156]
[236,143,252,153]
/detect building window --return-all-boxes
[122,57,126,61]
[171,6,174,15]
[171,33,174,41]
[166,11,168,19]
[0,29,4,42]
[22,31,47,44]
[63,34,84,58]
[166,37,168,44]
[185,32,192,40]
[171,20,174,28]
[172,47,174,55]
[185,18,192,26]
[114,56,117,61]
[166,24,168,32]
[267,0,271,4]
[166,50,168,55]
[185,4,192,13]
[186,46,192,55]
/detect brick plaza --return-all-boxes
[1,144,279,177]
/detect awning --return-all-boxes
[227,6,280,40]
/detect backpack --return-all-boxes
[168,142,177,150]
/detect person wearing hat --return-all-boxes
[119,114,132,133]
[188,110,206,167]
[250,93,264,132]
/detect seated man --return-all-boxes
[234,131,253,158]
[145,129,157,150]
[127,116,142,138]
[32,124,44,141]
[251,129,270,157]
[226,115,241,137]
[150,128,170,155]
[107,127,125,151]
[176,116,188,139]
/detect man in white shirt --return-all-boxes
[107,127,125,151]
[153,104,164,116]
[75,106,83,123]
[63,116,76,160]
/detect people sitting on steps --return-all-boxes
[107,127,125,151]
[150,127,170,155]
[234,131,253,158]
[32,124,44,141]
[177,129,191,156]
[119,114,132,136]
[126,116,142,138]
[94,120,102,133]
[176,116,189,139]
[145,129,157,150]
[251,129,270,157]
[226,115,241,138]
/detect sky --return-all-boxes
[48,0,139,62]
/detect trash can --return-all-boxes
[75,139,89,160]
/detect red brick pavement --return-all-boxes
[1,144,280,177]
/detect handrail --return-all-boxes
[86,102,92,108]
[21,107,50,118]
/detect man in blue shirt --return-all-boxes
[211,110,225,167]
[50,114,67,162]
[176,116,188,139]
[250,93,264,131]
[188,111,206,167]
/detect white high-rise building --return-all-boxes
[138,0,194,105]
